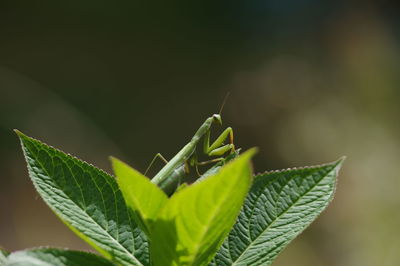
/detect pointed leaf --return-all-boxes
[211,158,344,266]
[151,149,257,266]
[112,157,168,236]
[16,131,149,266]
[4,248,114,266]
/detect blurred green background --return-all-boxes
[1,1,399,265]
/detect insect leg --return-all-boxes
[196,157,224,166]
[204,127,235,156]
[144,153,169,176]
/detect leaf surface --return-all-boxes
[112,157,168,236]
[211,158,344,266]
[4,248,114,266]
[1,247,9,264]
[151,149,256,266]
[16,131,148,266]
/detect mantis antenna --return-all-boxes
[218,92,231,116]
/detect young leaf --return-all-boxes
[16,131,149,266]
[151,148,257,266]
[211,158,344,266]
[4,248,114,266]
[111,157,168,236]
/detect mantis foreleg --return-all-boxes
[191,127,235,175]
[204,126,235,156]
[150,114,236,194]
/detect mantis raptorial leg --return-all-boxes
[149,114,235,194]
[204,127,234,156]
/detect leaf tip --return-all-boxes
[14,129,30,145]
[109,156,118,165]
[110,156,130,170]
[109,156,124,175]
[13,129,24,137]
[241,147,258,159]
[335,156,346,167]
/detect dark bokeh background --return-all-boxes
[1,1,399,265]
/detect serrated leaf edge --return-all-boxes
[15,130,143,266]
[254,156,345,176]
[231,158,344,265]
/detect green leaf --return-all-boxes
[195,149,240,183]
[112,157,168,236]
[16,131,149,266]
[4,248,114,266]
[211,157,344,266]
[151,148,257,266]
[1,247,10,264]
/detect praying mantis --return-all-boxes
[148,113,235,195]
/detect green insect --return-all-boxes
[146,112,235,195]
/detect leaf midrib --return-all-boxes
[231,165,336,265]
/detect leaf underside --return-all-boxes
[16,131,148,266]
[4,248,114,266]
[211,158,344,266]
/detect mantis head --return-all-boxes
[212,114,222,125]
